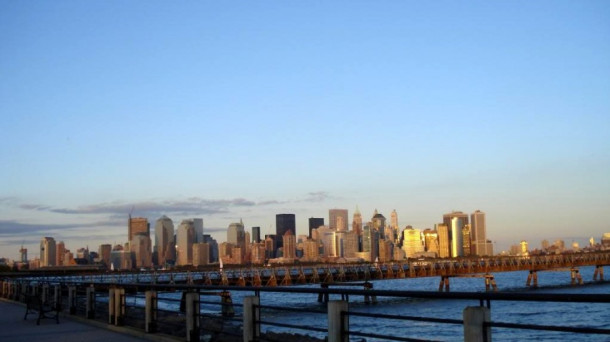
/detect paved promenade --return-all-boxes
[0,299,177,342]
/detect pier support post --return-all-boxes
[319,283,329,303]
[439,276,450,292]
[145,290,157,333]
[595,266,605,281]
[42,284,49,303]
[108,288,115,324]
[463,306,491,342]
[185,292,200,342]
[86,286,95,319]
[53,285,61,311]
[328,300,348,342]
[114,288,125,326]
[221,290,234,317]
[68,286,77,315]
[243,296,260,342]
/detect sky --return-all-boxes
[1,1,609,260]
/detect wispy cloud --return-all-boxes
[303,191,331,202]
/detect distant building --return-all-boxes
[193,218,203,243]
[423,229,439,256]
[227,220,246,249]
[128,217,149,244]
[98,244,112,268]
[276,214,296,249]
[308,218,324,238]
[371,210,386,239]
[362,224,379,262]
[401,227,424,258]
[203,234,218,263]
[436,224,450,258]
[329,209,348,232]
[252,226,261,243]
[132,233,152,268]
[602,233,610,248]
[283,231,296,259]
[155,215,175,266]
[520,240,529,255]
[40,237,56,267]
[352,207,363,236]
[56,241,66,266]
[193,243,210,267]
[176,220,195,266]
[443,211,468,257]
[302,239,320,262]
[462,224,472,257]
[19,245,27,264]
[471,210,492,256]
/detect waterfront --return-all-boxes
[150,265,610,341]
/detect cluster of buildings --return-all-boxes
[18,208,610,271]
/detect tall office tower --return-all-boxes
[251,242,266,264]
[315,226,336,257]
[264,236,275,259]
[155,215,175,266]
[132,233,152,268]
[303,239,320,262]
[443,211,469,257]
[520,240,529,255]
[341,231,359,258]
[283,231,296,259]
[19,245,27,263]
[176,220,195,266]
[401,227,424,258]
[128,217,150,244]
[329,209,349,232]
[203,234,219,263]
[423,229,439,256]
[192,243,210,266]
[362,224,379,262]
[244,231,251,263]
[40,237,56,267]
[378,239,394,262]
[541,239,550,250]
[56,241,66,266]
[276,214,296,249]
[193,218,203,243]
[371,210,386,238]
[436,224,450,258]
[308,218,324,238]
[352,207,363,236]
[227,220,246,249]
[252,226,261,243]
[470,210,487,256]
[389,209,399,241]
[462,224,472,257]
[98,244,112,267]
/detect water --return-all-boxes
[131,266,610,341]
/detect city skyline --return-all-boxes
[1,2,609,260]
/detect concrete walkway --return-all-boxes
[0,299,178,342]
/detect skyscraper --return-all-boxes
[252,226,261,243]
[308,217,324,238]
[40,237,56,267]
[193,218,204,243]
[372,210,386,239]
[227,220,246,249]
[276,214,296,249]
[128,217,149,243]
[436,224,450,258]
[471,210,491,256]
[443,211,468,257]
[155,215,175,266]
[176,220,195,266]
[329,209,349,232]
[283,231,296,259]
[352,207,363,236]
[132,233,152,268]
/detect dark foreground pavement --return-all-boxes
[0,299,178,342]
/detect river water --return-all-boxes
[149,265,610,341]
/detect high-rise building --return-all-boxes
[302,239,320,262]
[276,214,295,249]
[40,237,56,267]
[98,244,112,268]
[193,218,204,243]
[362,224,379,262]
[470,210,488,256]
[283,231,296,259]
[132,233,152,268]
[252,226,261,243]
[56,241,66,266]
[203,234,219,263]
[227,220,246,248]
[378,239,393,262]
[128,217,149,244]
[371,210,386,239]
[329,209,349,232]
[193,243,210,266]
[462,224,472,257]
[443,211,468,257]
[436,224,450,258]
[155,215,175,266]
[19,245,27,263]
[308,218,324,238]
[352,207,362,236]
[401,227,424,258]
[176,220,195,266]
[423,229,439,256]
[388,209,399,242]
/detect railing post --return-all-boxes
[42,283,49,303]
[108,288,115,324]
[328,300,348,342]
[68,286,77,315]
[54,285,61,310]
[114,288,125,326]
[463,306,491,342]
[21,283,28,302]
[243,296,260,342]
[145,290,157,333]
[86,286,95,319]
[185,292,199,342]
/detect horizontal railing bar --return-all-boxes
[255,304,326,315]
[347,311,463,325]
[346,329,441,342]
[488,321,610,335]
[257,320,328,333]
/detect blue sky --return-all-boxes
[1,1,609,260]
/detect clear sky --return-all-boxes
[1,1,609,260]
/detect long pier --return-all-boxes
[7,251,610,291]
